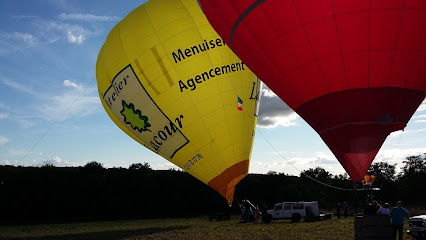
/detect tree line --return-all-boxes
[0,155,424,225]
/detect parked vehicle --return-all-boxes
[407,215,426,240]
[266,201,332,223]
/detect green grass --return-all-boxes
[0,216,412,240]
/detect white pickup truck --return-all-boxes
[266,201,332,222]
[407,215,426,239]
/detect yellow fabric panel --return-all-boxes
[96,0,261,200]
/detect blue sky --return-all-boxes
[0,0,425,177]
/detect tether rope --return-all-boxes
[20,78,96,162]
[257,127,357,191]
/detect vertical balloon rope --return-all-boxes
[256,127,357,191]
[20,78,96,162]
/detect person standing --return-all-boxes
[378,203,390,215]
[390,201,410,240]
[336,203,341,219]
[343,202,348,218]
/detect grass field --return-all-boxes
[0,216,412,240]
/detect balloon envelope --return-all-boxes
[199,0,426,181]
[96,0,261,205]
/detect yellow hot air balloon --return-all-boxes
[96,0,261,205]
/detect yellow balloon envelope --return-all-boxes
[96,0,261,205]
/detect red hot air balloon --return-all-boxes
[198,0,426,181]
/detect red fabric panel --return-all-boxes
[335,11,369,53]
[318,55,347,92]
[406,0,426,10]
[262,0,301,36]
[298,62,328,99]
[398,9,426,50]
[332,0,369,15]
[348,89,372,123]
[390,51,419,88]
[279,28,315,67]
[343,52,369,89]
[369,50,394,88]
[304,17,340,59]
[371,0,405,9]
[259,38,295,75]
[370,9,404,50]
[293,0,333,24]
[284,70,311,105]
[241,7,278,47]
[407,53,426,91]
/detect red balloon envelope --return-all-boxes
[198,0,426,181]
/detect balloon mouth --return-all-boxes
[208,160,249,206]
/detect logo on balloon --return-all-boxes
[120,100,152,133]
[103,65,189,159]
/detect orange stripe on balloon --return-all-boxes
[208,160,249,206]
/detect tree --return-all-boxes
[333,173,349,180]
[84,161,104,170]
[399,154,426,178]
[41,164,55,168]
[266,170,277,175]
[129,162,151,171]
[367,162,396,183]
[300,167,331,182]
[397,155,426,206]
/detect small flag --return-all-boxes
[237,96,243,111]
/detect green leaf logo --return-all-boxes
[120,100,152,133]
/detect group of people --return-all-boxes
[335,202,349,218]
[365,201,410,240]
[360,200,410,240]
[239,200,260,223]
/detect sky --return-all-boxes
[0,0,425,177]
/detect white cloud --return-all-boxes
[63,79,80,88]
[250,151,345,176]
[10,15,38,19]
[17,119,35,129]
[259,113,298,128]
[36,85,101,121]
[262,88,277,98]
[0,113,9,119]
[58,13,120,22]
[1,160,11,165]
[417,99,426,112]
[415,120,426,123]
[0,136,8,145]
[375,147,426,170]
[38,157,71,167]
[13,32,37,43]
[155,162,176,170]
[0,76,40,96]
[257,85,298,128]
[67,31,85,44]
[251,142,426,177]
[1,149,27,158]
[413,114,426,119]
[1,11,113,54]
[403,128,426,134]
